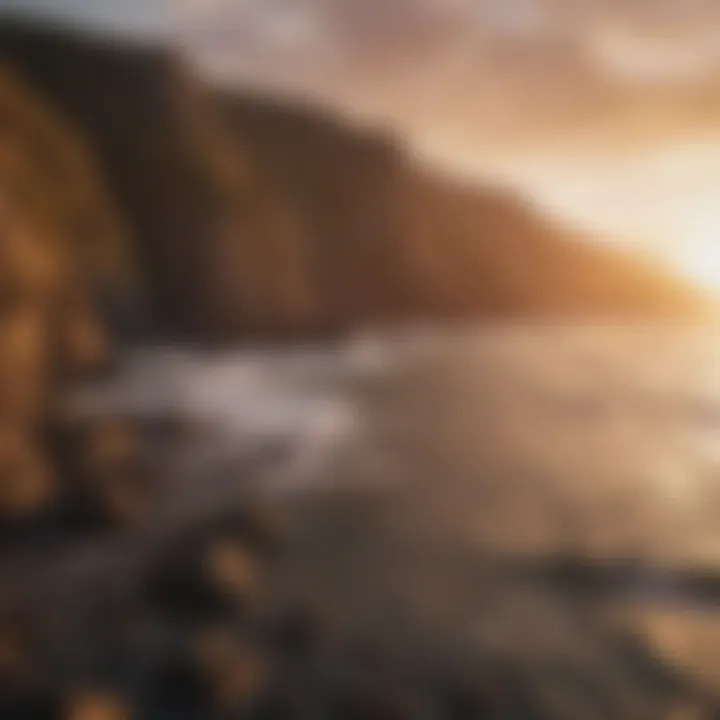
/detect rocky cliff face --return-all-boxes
[221,95,705,324]
[0,63,129,525]
[0,20,706,342]
[0,21,325,340]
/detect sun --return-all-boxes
[675,217,720,290]
[679,241,720,289]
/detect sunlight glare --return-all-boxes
[675,211,720,290]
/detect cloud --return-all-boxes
[585,23,720,83]
[174,0,720,148]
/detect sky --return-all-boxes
[5,0,720,285]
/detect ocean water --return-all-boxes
[72,323,720,558]
[65,323,720,703]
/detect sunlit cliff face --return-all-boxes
[6,0,720,291]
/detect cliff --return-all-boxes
[0,19,706,341]
[222,93,705,324]
[0,62,133,526]
[0,64,126,413]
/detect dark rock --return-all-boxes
[46,418,154,533]
[0,605,59,720]
[144,515,270,622]
[331,684,428,720]
[269,606,324,665]
[0,430,58,531]
[64,690,132,720]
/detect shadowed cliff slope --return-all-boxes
[0,19,707,341]
[0,20,315,340]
